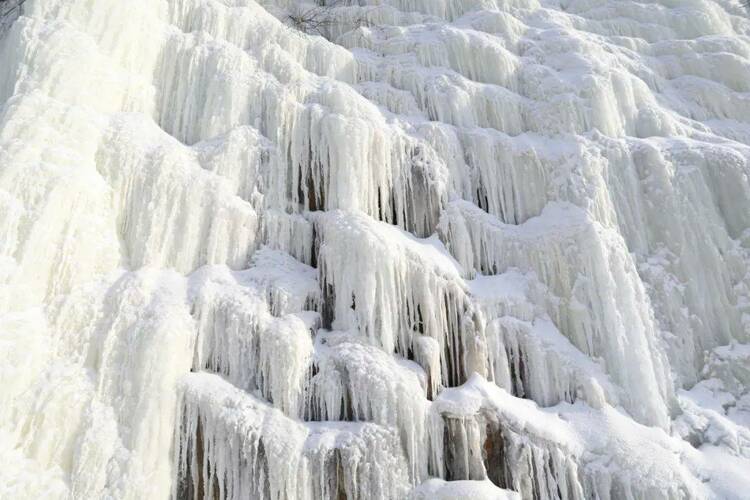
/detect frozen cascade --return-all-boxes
[175,372,410,500]
[439,200,674,427]
[1,0,750,499]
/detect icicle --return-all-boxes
[99,115,260,273]
[486,317,612,410]
[439,200,672,428]
[309,331,430,483]
[176,373,411,500]
[314,210,478,387]
[190,265,316,417]
[429,383,586,500]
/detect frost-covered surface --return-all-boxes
[1,0,750,498]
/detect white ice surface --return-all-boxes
[1,0,750,498]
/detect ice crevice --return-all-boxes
[1,0,750,498]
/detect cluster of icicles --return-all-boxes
[175,206,670,499]
[180,260,584,500]
[1,0,750,498]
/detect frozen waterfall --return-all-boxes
[1,0,750,498]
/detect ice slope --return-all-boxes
[0,0,750,498]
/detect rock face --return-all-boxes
[1,0,750,498]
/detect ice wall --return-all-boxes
[1,0,750,498]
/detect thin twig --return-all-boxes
[285,0,380,37]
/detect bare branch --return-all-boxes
[284,1,381,38]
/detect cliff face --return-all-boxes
[0,0,749,498]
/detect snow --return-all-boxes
[1,0,750,498]
[411,478,520,500]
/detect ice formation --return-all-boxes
[1,0,750,499]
